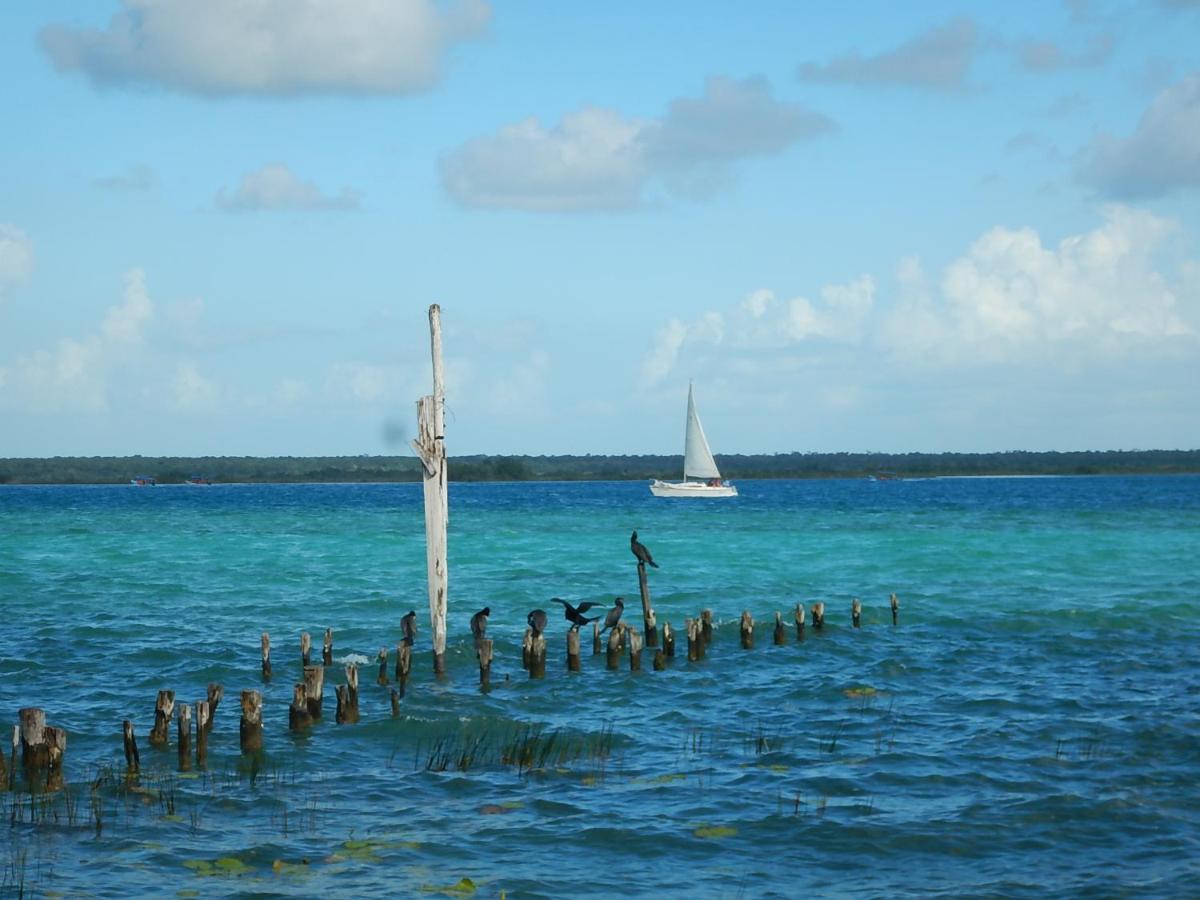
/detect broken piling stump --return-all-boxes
[653,649,666,670]
[206,683,223,726]
[700,609,714,647]
[301,632,312,668]
[303,665,325,719]
[521,627,533,671]
[891,592,900,625]
[592,622,601,655]
[686,618,703,661]
[323,628,334,666]
[773,611,787,645]
[528,633,547,679]
[395,643,412,697]
[261,632,272,681]
[195,700,210,768]
[812,602,826,630]
[177,704,192,772]
[149,690,175,748]
[794,603,806,640]
[239,690,263,754]
[662,620,675,657]
[740,611,754,649]
[390,688,401,717]
[606,626,624,670]
[852,598,862,628]
[122,719,139,774]
[477,639,493,689]
[628,627,644,671]
[289,685,312,731]
[377,648,389,685]
[335,664,360,725]
[7,725,17,789]
[19,708,67,787]
[566,629,581,672]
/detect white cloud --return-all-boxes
[0,224,34,296]
[796,18,978,91]
[441,75,832,211]
[217,163,362,212]
[1078,71,1200,198]
[40,0,489,97]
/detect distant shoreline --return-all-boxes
[2,450,1197,485]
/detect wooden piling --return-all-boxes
[794,603,806,640]
[528,633,547,678]
[566,629,581,672]
[700,609,714,647]
[8,726,17,790]
[122,719,139,774]
[149,690,175,748]
[377,648,389,685]
[653,649,666,670]
[606,626,623,670]
[288,685,312,731]
[239,690,263,754]
[303,664,325,719]
[335,664,360,725]
[773,611,787,645]
[592,622,601,655]
[301,631,312,667]
[206,683,223,726]
[662,620,676,657]
[852,598,862,628]
[195,700,210,768]
[812,601,826,630]
[686,618,704,661]
[628,627,644,671]
[390,688,401,717]
[740,611,754,649]
[261,631,272,681]
[890,592,900,625]
[521,627,533,671]
[19,708,67,781]
[177,703,192,772]
[322,628,334,666]
[637,564,658,648]
[395,643,412,697]
[477,638,493,689]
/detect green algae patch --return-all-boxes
[420,877,478,895]
[649,772,687,785]
[183,856,253,877]
[843,685,877,698]
[694,825,737,839]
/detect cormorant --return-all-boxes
[527,608,548,636]
[552,597,602,630]
[400,609,417,646]
[470,607,490,640]
[631,531,659,568]
[600,597,625,633]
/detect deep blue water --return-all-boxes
[1,476,1198,897]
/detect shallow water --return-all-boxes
[1,477,1199,897]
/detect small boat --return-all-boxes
[186,475,213,485]
[650,383,737,498]
[129,476,157,486]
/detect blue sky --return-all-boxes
[1,0,1197,457]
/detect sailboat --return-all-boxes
[650,383,737,498]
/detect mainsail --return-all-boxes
[682,383,721,480]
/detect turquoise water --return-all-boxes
[1,476,1198,897]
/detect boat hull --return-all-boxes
[650,480,737,498]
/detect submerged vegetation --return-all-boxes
[1,448,1197,484]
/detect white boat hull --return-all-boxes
[650,479,738,498]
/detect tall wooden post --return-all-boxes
[413,304,449,676]
[261,632,272,681]
[852,598,862,628]
[890,592,900,625]
[637,565,658,647]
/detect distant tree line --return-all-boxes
[0,449,1197,485]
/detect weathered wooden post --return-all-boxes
[528,632,547,679]
[19,709,67,787]
[477,638,494,689]
[773,611,787,645]
[335,664,360,725]
[239,691,263,753]
[794,603,806,640]
[195,700,210,768]
[890,592,900,625]
[653,649,666,670]
[740,611,754,649]
[261,632,272,681]
[606,626,623,670]
[521,628,533,671]
[122,719,139,774]
[149,690,174,748]
[812,601,826,630]
[700,610,714,647]
[686,618,703,661]
[300,632,312,668]
[322,628,334,666]
[592,622,601,655]
[303,665,325,719]
[852,598,862,628]
[628,627,644,671]
[566,629,581,672]
[8,725,17,789]
[377,648,389,685]
[390,688,401,717]
[177,704,192,772]
[662,620,676,658]
[289,685,312,731]
[637,564,658,648]
[395,643,412,696]
[413,304,450,676]
[206,683,223,726]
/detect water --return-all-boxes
[1,477,1198,897]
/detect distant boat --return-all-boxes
[868,471,901,482]
[129,476,157,486]
[650,383,737,498]
[186,475,213,485]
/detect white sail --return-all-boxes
[682,383,721,480]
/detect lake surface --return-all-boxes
[1,476,1198,897]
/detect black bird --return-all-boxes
[631,530,659,568]
[527,608,548,636]
[401,609,417,646]
[552,597,603,630]
[600,597,625,634]
[470,606,490,640]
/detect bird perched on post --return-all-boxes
[401,610,417,646]
[600,597,625,634]
[552,598,603,630]
[631,531,659,568]
[470,607,490,641]
[527,608,548,637]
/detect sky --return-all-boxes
[1,0,1198,458]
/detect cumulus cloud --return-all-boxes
[1078,72,1200,199]
[40,0,489,96]
[441,75,832,211]
[0,224,34,296]
[217,163,362,212]
[1017,34,1114,72]
[796,18,978,91]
